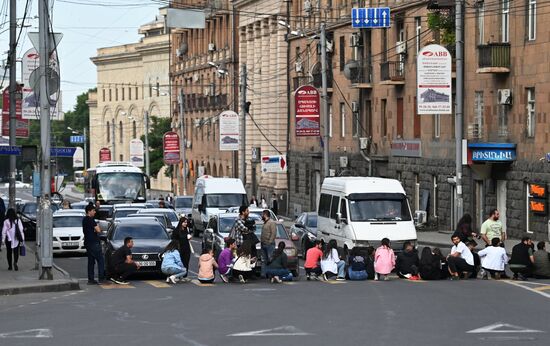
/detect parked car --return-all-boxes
[254,221,299,277]
[101,219,171,277]
[70,201,90,210]
[289,212,318,258]
[147,200,174,209]
[2,181,30,188]
[126,213,173,234]
[52,212,86,254]
[137,208,180,229]
[18,201,59,240]
[227,206,279,222]
[174,196,193,218]
[54,209,86,216]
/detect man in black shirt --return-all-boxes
[110,237,140,285]
[83,205,105,284]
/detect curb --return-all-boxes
[0,279,80,296]
[418,240,513,256]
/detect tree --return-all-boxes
[141,116,172,178]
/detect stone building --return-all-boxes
[89,14,172,192]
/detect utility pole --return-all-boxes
[38,0,53,280]
[178,89,186,195]
[455,0,464,223]
[8,0,16,209]
[83,127,88,169]
[320,23,330,178]
[144,110,150,177]
[111,118,116,161]
[239,64,247,184]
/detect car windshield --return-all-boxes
[113,223,169,240]
[140,211,178,222]
[53,216,83,228]
[306,214,317,228]
[114,209,139,219]
[97,172,145,201]
[219,217,236,235]
[175,197,192,208]
[205,194,247,208]
[254,223,289,239]
[348,193,412,222]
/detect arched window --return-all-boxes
[133,120,137,139]
[106,122,110,142]
[119,121,123,143]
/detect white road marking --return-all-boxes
[0,328,53,338]
[501,280,550,299]
[228,326,312,336]
[243,288,276,292]
[466,323,544,334]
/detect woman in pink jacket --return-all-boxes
[374,238,395,281]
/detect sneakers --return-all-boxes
[110,277,130,285]
[409,275,420,281]
[450,275,460,281]
[220,274,229,283]
[168,275,177,284]
[274,276,282,283]
[336,277,346,281]
[306,273,311,281]
[322,273,328,281]
[238,274,246,284]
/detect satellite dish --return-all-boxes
[344,60,359,81]
[29,67,60,96]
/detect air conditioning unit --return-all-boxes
[396,41,407,54]
[350,34,361,47]
[497,89,512,105]
[193,73,200,83]
[295,61,303,73]
[304,0,312,14]
[339,156,348,168]
[359,137,369,150]
[326,40,334,53]
[186,140,192,149]
[193,119,201,128]
[176,49,183,57]
[468,122,483,139]
[208,43,216,52]
[351,101,359,112]
[414,210,427,225]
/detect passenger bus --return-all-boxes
[74,170,85,185]
[84,162,150,205]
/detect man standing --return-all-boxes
[480,209,506,246]
[447,234,475,280]
[83,205,105,284]
[509,237,535,281]
[229,206,250,248]
[260,210,277,277]
[110,237,140,285]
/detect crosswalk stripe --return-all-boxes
[143,280,172,288]
[533,285,550,292]
[321,280,347,284]
[100,283,135,289]
[191,279,215,287]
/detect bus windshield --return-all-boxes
[96,173,146,202]
[348,193,412,222]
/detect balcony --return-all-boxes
[350,64,373,89]
[380,61,405,85]
[477,43,511,74]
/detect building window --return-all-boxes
[156,82,160,97]
[477,2,485,44]
[115,88,118,101]
[106,122,110,142]
[434,114,441,139]
[381,99,387,137]
[474,91,484,138]
[200,117,204,141]
[102,89,105,102]
[329,103,333,138]
[432,175,438,219]
[119,121,123,143]
[109,89,112,101]
[120,154,123,161]
[122,87,125,101]
[528,0,536,41]
[305,164,310,195]
[501,0,510,43]
[352,109,359,138]
[132,120,137,139]
[340,103,346,138]
[135,86,139,100]
[128,87,132,101]
[339,36,345,71]
[526,87,535,137]
[149,84,152,97]
[415,17,421,54]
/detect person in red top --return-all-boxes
[304,240,323,280]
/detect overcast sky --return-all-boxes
[0,0,161,113]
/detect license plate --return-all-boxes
[135,261,156,267]
[63,242,79,247]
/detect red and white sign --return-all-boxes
[99,147,111,163]
[261,155,287,173]
[1,87,29,138]
[417,44,452,114]
[163,131,180,165]
[295,85,320,136]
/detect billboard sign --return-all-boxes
[129,139,144,167]
[219,111,239,151]
[1,87,29,138]
[99,147,111,163]
[261,155,287,173]
[295,85,320,136]
[73,147,84,168]
[163,131,180,165]
[417,44,452,114]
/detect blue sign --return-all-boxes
[546,152,550,163]
[51,147,77,157]
[468,143,516,162]
[32,171,41,197]
[0,146,22,156]
[70,135,84,144]
[351,7,391,28]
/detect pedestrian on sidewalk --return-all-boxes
[172,217,193,270]
[249,196,258,208]
[454,214,477,243]
[161,240,187,284]
[198,248,218,284]
[260,209,277,278]
[1,208,24,271]
[396,241,420,280]
[533,241,550,279]
[232,240,257,283]
[419,247,442,280]
[447,234,475,280]
[218,238,236,283]
[266,241,293,283]
[321,239,346,281]
[110,237,140,285]
[509,237,535,281]
[347,247,368,281]
[304,240,323,280]
[374,238,395,281]
[480,209,506,247]
[270,193,279,216]
[477,237,508,279]
[83,205,105,284]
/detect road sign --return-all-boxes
[0,146,22,156]
[351,7,391,28]
[50,147,77,157]
[99,147,111,162]
[1,86,30,138]
[70,135,84,144]
[261,155,287,173]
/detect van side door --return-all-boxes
[317,193,332,242]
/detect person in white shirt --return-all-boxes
[477,237,508,279]
[320,239,346,281]
[447,234,475,280]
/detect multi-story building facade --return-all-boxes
[89,15,172,192]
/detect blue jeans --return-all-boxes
[348,268,368,281]
[162,266,187,279]
[86,243,104,282]
[266,268,293,281]
[261,243,275,277]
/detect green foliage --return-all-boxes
[427,12,456,46]
[140,116,172,179]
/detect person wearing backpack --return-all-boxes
[1,208,25,271]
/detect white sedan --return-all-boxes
[2,181,31,188]
[52,213,86,254]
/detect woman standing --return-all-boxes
[161,240,187,284]
[172,217,193,270]
[374,238,395,280]
[454,214,477,243]
[1,208,24,271]
[320,239,346,281]
[266,241,293,283]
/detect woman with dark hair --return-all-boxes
[172,217,193,270]
[347,247,368,280]
[232,240,257,283]
[419,247,441,280]
[454,214,477,243]
[320,239,345,281]
[161,240,187,284]
[374,238,395,281]
[1,208,24,270]
[432,247,449,279]
[266,241,293,283]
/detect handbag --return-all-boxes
[19,243,26,256]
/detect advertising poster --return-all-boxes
[219,111,239,151]
[163,131,180,165]
[417,44,452,114]
[295,85,320,136]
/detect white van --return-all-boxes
[317,177,417,253]
[191,176,248,236]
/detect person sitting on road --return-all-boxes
[266,241,293,283]
[447,235,475,280]
[347,247,368,281]
[509,237,535,281]
[467,240,481,279]
[232,240,257,283]
[477,237,508,280]
[533,241,550,279]
[396,241,420,280]
[198,248,218,284]
[419,247,442,280]
[110,237,140,285]
[432,248,449,279]
[161,240,187,284]
[321,239,346,281]
[218,238,236,283]
[374,238,396,281]
[304,240,323,280]
[365,246,376,280]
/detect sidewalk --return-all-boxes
[0,242,80,296]
[417,230,517,255]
